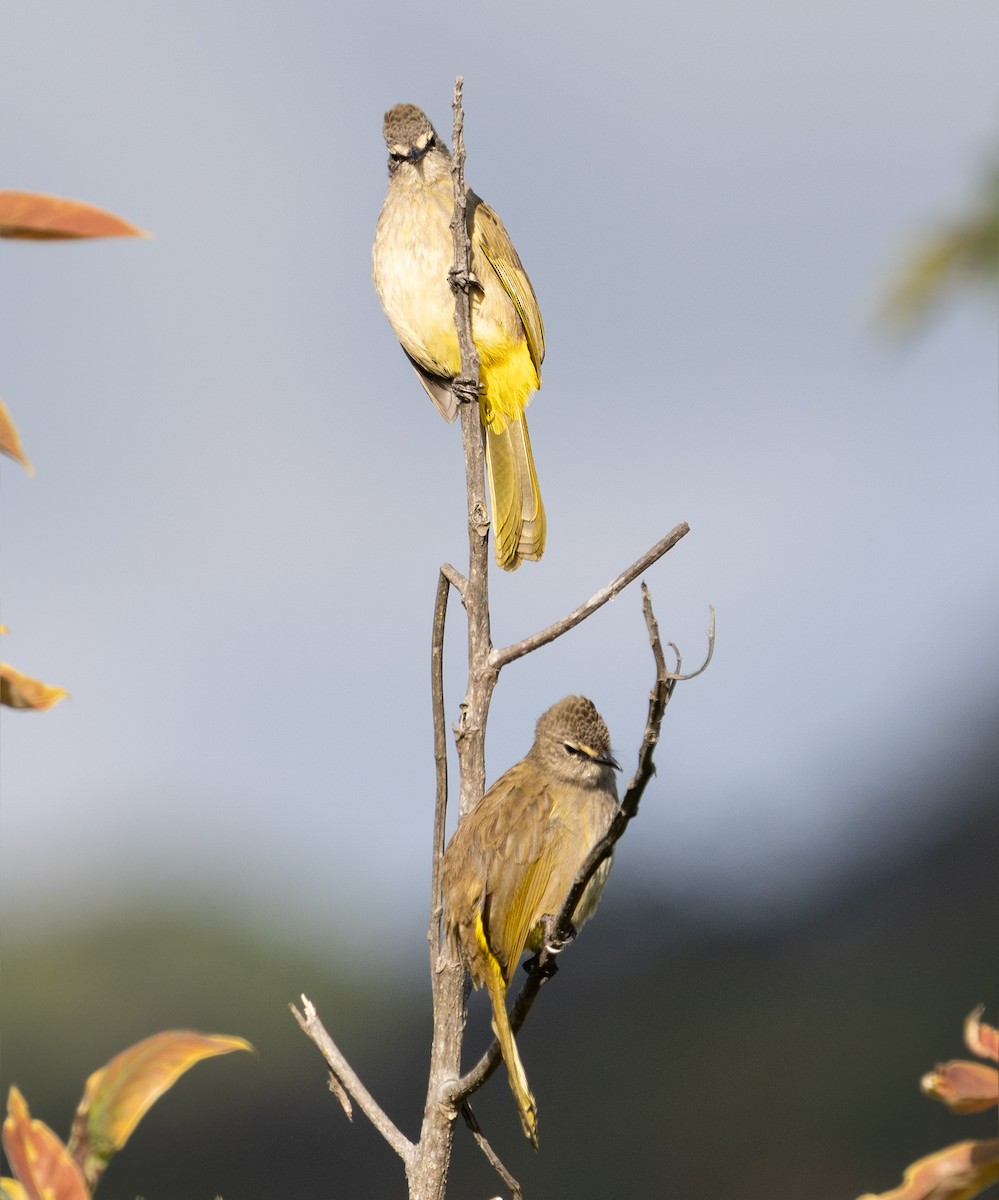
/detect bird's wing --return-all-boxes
[471,196,546,376]
[478,779,566,982]
[403,350,458,422]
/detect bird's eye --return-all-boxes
[563,742,585,758]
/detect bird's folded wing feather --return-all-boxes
[472,198,546,376]
[483,782,567,981]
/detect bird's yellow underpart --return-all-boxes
[478,337,539,433]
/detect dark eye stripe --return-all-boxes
[389,135,435,164]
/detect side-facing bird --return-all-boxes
[372,103,546,571]
[440,696,621,1145]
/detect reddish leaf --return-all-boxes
[0,664,69,711]
[923,1061,999,1114]
[964,1007,999,1063]
[0,191,148,240]
[856,1139,999,1200]
[67,1031,253,1187]
[2,1088,89,1200]
[0,401,33,475]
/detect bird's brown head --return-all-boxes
[383,103,441,163]
[533,696,620,785]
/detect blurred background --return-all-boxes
[2,3,996,1197]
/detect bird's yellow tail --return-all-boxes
[484,413,546,572]
[475,913,539,1146]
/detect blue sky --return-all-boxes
[2,1,996,962]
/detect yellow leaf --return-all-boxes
[0,1179,29,1200]
[0,191,148,240]
[0,401,33,476]
[2,1087,90,1200]
[67,1030,253,1187]
[0,664,69,710]
[857,1139,999,1200]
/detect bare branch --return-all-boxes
[663,605,715,681]
[291,996,414,1163]
[448,75,495,814]
[619,583,680,815]
[447,76,481,397]
[429,570,452,957]
[490,522,690,669]
[461,1102,523,1200]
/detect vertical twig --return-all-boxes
[428,570,452,952]
[448,75,497,816]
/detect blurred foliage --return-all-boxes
[855,1008,998,1200]
[0,400,33,476]
[4,1031,253,1200]
[1,189,145,715]
[882,152,999,331]
[3,720,996,1200]
[2,911,428,1197]
[0,664,68,712]
[0,191,147,240]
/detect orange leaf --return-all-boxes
[0,664,69,711]
[923,1061,999,1114]
[0,401,33,476]
[67,1030,253,1186]
[856,1139,999,1200]
[2,1087,90,1200]
[965,1007,999,1064]
[0,191,148,240]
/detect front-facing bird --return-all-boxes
[372,103,546,571]
[441,696,621,1145]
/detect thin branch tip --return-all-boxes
[493,522,690,669]
[292,990,413,1159]
[662,604,715,681]
[462,1103,524,1199]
